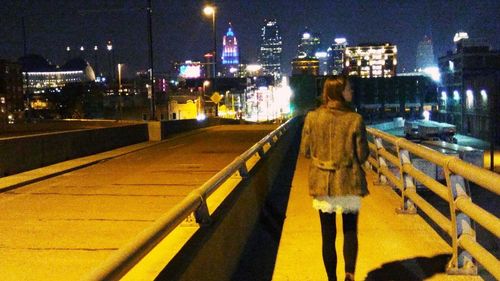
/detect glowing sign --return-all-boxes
[179,63,201,78]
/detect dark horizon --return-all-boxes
[1,0,499,77]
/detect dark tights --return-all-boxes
[319,211,358,281]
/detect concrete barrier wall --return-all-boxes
[0,124,148,176]
[159,118,242,139]
[0,119,137,134]
[155,118,300,281]
[0,118,245,177]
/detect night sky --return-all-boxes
[1,0,499,77]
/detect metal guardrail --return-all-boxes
[82,118,296,281]
[367,127,500,279]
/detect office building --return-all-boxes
[327,38,348,75]
[437,32,500,142]
[345,43,397,78]
[221,23,240,77]
[258,19,283,78]
[291,58,320,76]
[297,28,321,58]
[416,36,436,71]
[0,59,24,121]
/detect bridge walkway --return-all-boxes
[272,155,484,281]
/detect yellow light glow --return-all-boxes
[203,6,215,16]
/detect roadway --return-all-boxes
[0,124,276,281]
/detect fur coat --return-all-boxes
[301,101,369,197]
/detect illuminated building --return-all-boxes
[291,58,319,76]
[315,50,329,76]
[344,43,397,78]
[221,23,239,77]
[0,59,24,120]
[19,55,96,90]
[17,55,96,115]
[297,28,321,58]
[437,32,500,142]
[327,38,348,75]
[289,75,438,122]
[258,19,282,78]
[416,36,436,71]
[204,53,215,78]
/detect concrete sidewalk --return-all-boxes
[272,156,483,281]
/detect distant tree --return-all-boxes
[59,82,104,119]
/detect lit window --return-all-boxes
[480,90,487,102]
[466,90,474,109]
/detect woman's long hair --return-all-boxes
[321,76,349,107]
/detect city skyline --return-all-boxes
[1,0,499,77]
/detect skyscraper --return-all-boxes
[327,38,348,75]
[297,28,321,58]
[221,23,239,77]
[258,19,282,78]
[345,43,397,78]
[416,36,435,71]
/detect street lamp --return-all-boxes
[145,0,157,120]
[106,40,115,85]
[117,63,123,119]
[106,41,113,52]
[203,5,217,80]
[200,80,210,119]
[93,45,99,76]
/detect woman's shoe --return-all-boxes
[345,272,355,281]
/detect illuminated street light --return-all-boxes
[203,6,215,16]
[66,46,71,52]
[106,41,113,51]
[203,5,217,80]
[94,45,98,51]
[80,46,85,51]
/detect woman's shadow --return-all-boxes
[365,254,451,281]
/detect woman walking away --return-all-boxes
[301,76,369,281]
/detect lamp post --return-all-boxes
[201,80,210,118]
[106,41,115,83]
[118,63,123,119]
[93,45,99,76]
[203,5,217,81]
[147,0,156,120]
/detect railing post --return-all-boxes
[193,190,212,226]
[258,147,266,158]
[374,137,388,185]
[238,160,249,178]
[396,142,417,214]
[444,158,478,276]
